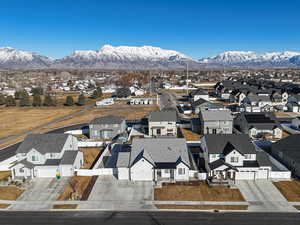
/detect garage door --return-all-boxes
[235,171,255,180]
[36,167,57,177]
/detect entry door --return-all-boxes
[156,129,161,135]
[170,170,175,180]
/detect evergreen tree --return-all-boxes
[5,96,16,107]
[31,87,44,96]
[65,96,74,106]
[32,94,42,107]
[91,87,103,99]
[19,90,31,107]
[0,94,5,105]
[43,95,53,106]
[14,91,20,100]
[77,94,85,106]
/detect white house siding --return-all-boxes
[60,165,74,177]
[149,121,177,137]
[12,163,33,178]
[130,158,153,181]
[175,162,189,181]
[26,149,46,164]
[224,150,245,167]
[117,168,129,180]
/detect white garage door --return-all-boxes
[235,171,256,180]
[36,167,57,177]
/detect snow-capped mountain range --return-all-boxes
[0,45,300,69]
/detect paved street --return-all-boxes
[0,211,299,225]
[236,180,296,212]
[79,175,154,210]
[10,178,68,210]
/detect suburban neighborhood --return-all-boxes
[0,70,300,214]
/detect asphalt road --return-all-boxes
[0,211,299,225]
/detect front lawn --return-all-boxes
[0,186,24,200]
[273,181,300,201]
[155,181,245,202]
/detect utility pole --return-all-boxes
[186,62,189,96]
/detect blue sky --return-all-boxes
[0,0,299,59]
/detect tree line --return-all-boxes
[0,87,103,107]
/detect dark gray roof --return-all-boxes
[130,138,190,168]
[271,134,300,161]
[90,115,125,125]
[204,134,256,155]
[16,134,70,155]
[60,151,79,165]
[242,112,280,130]
[149,111,177,122]
[44,159,61,166]
[200,110,233,121]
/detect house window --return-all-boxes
[178,168,185,175]
[212,129,217,134]
[19,168,24,173]
[32,155,36,161]
[156,129,161,135]
[230,157,239,163]
[165,169,170,173]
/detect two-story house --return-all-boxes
[234,112,282,139]
[199,110,233,134]
[11,134,83,179]
[89,115,126,140]
[240,95,273,112]
[191,98,225,114]
[201,134,275,180]
[189,88,209,102]
[270,134,300,178]
[148,111,177,137]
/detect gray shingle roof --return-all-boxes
[149,111,177,122]
[116,152,130,167]
[271,134,300,161]
[204,134,256,154]
[60,151,79,165]
[16,134,70,155]
[130,138,190,168]
[200,110,233,121]
[90,115,125,125]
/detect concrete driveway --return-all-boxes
[79,175,154,210]
[10,177,68,210]
[235,180,297,212]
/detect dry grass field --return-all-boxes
[0,171,11,181]
[180,128,202,141]
[0,204,10,209]
[155,181,245,202]
[39,104,159,133]
[155,204,248,210]
[273,181,300,201]
[0,186,24,200]
[0,107,81,139]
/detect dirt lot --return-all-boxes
[155,181,245,202]
[79,147,103,169]
[0,107,81,139]
[53,204,77,209]
[0,204,10,209]
[273,180,300,201]
[0,186,24,200]
[57,176,92,200]
[0,171,11,181]
[156,204,248,210]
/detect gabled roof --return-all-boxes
[16,134,71,155]
[149,111,177,122]
[204,134,256,155]
[130,138,190,168]
[60,151,79,165]
[191,98,207,107]
[209,158,238,171]
[190,88,208,96]
[200,110,233,121]
[90,115,125,125]
[271,134,300,161]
